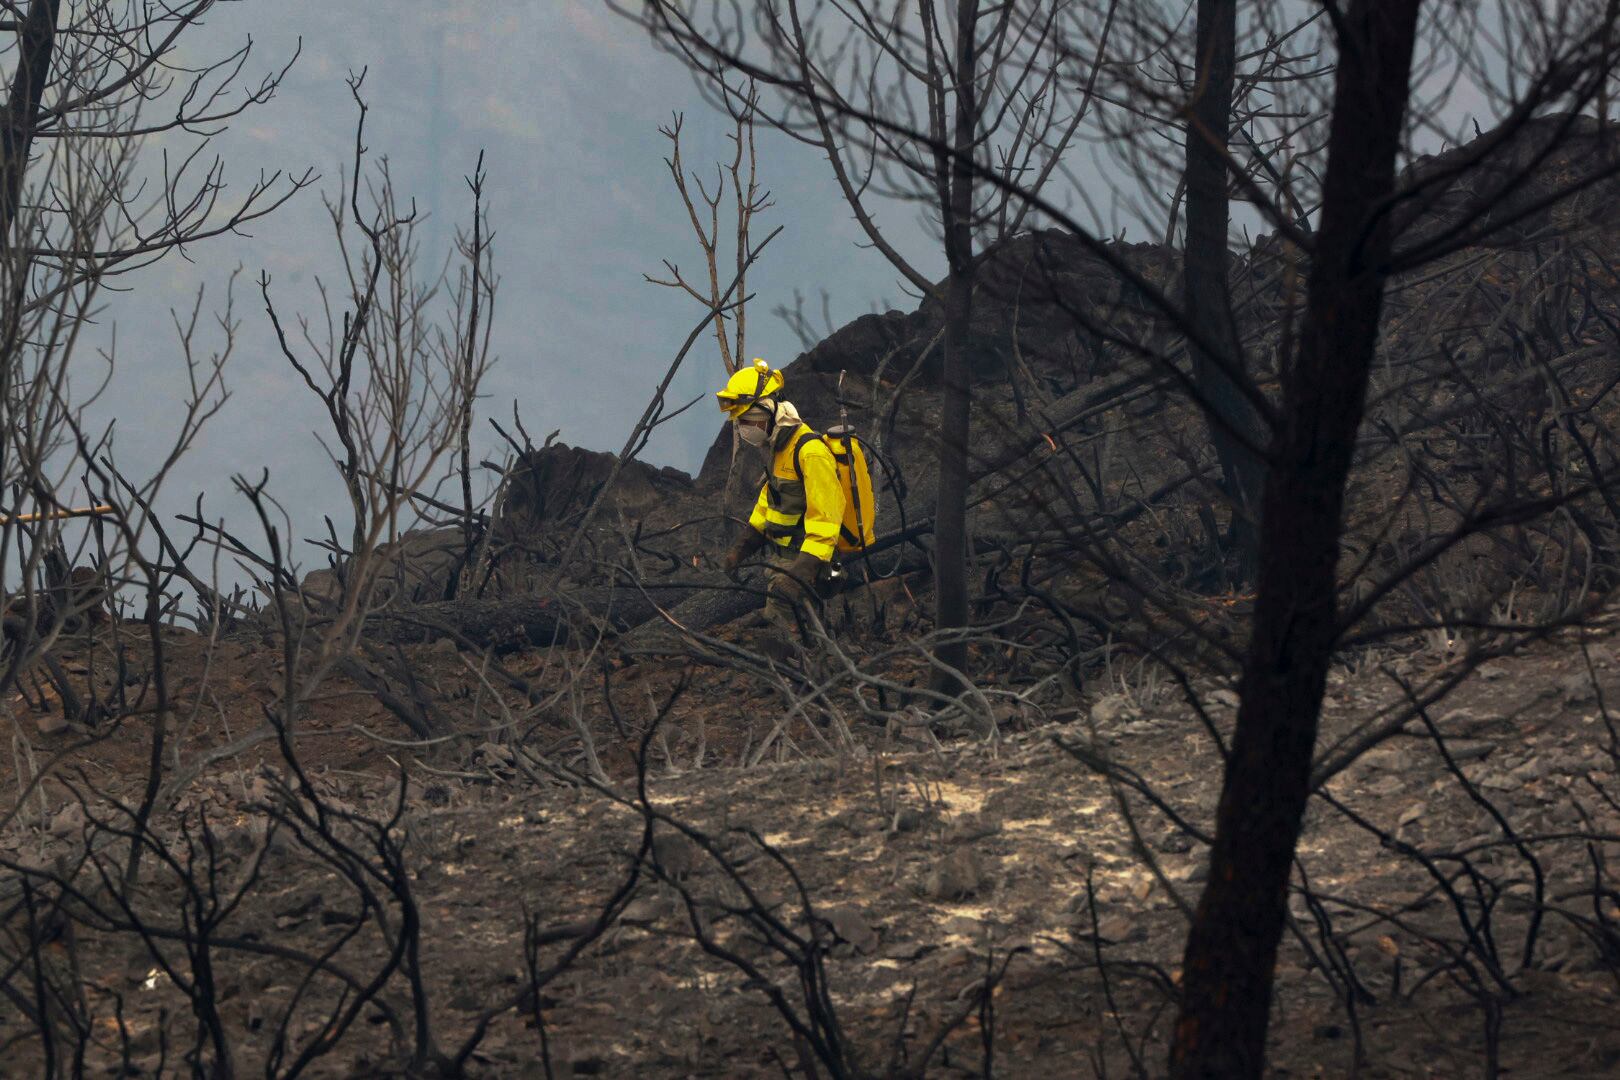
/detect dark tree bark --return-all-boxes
[455,159,488,597]
[1182,0,1266,579]
[0,0,61,248]
[931,0,980,692]
[372,586,689,650]
[1170,1,1424,1076]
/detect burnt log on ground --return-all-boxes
[615,543,939,657]
[365,538,937,654]
[368,584,699,650]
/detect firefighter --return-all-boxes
[717,359,845,659]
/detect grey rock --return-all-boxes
[892,806,930,833]
[923,849,985,901]
[620,896,671,926]
[1560,672,1599,706]
[946,813,1002,844]
[273,891,323,928]
[1443,738,1495,763]
[222,823,260,856]
[1363,745,1418,772]
[1442,708,1510,735]
[823,906,880,954]
[49,802,84,838]
[651,831,700,881]
[35,711,71,737]
[1511,757,1549,782]
[882,939,937,963]
[1547,750,1593,777]
[1365,775,1405,796]
[1090,694,1137,727]
[1091,913,1143,943]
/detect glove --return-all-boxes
[767,550,826,612]
[786,550,823,589]
[724,530,767,574]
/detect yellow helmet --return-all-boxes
[716,358,784,419]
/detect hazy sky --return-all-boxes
[83,2,940,583]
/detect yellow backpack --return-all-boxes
[821,425,877,554]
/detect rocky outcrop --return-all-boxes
[1396,114,1620,252]
[491,442,694,544]
[287,527,468,609]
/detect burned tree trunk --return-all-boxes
[930,0,981,693]
[1182,0,1266,579]
[1170,1,1423,1075]
[0,0,61,248]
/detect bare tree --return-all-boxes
[1179,0,1268,578]
[256,73,493,737]
[0,0,298,845]
[0,0,303,669]
[647,91,776,520]
[1169,1,1425,1071]
[2,2,304,273]
[647,84,774,376]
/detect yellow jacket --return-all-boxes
[749,425,845,561]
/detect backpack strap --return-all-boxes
[790,429,824,482]
[793,430,851,553]
[843,432,868,549]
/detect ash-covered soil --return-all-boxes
[6,624,1620,1077]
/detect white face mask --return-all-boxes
[736,421,768,447]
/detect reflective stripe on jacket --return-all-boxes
[748,425,844,561]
